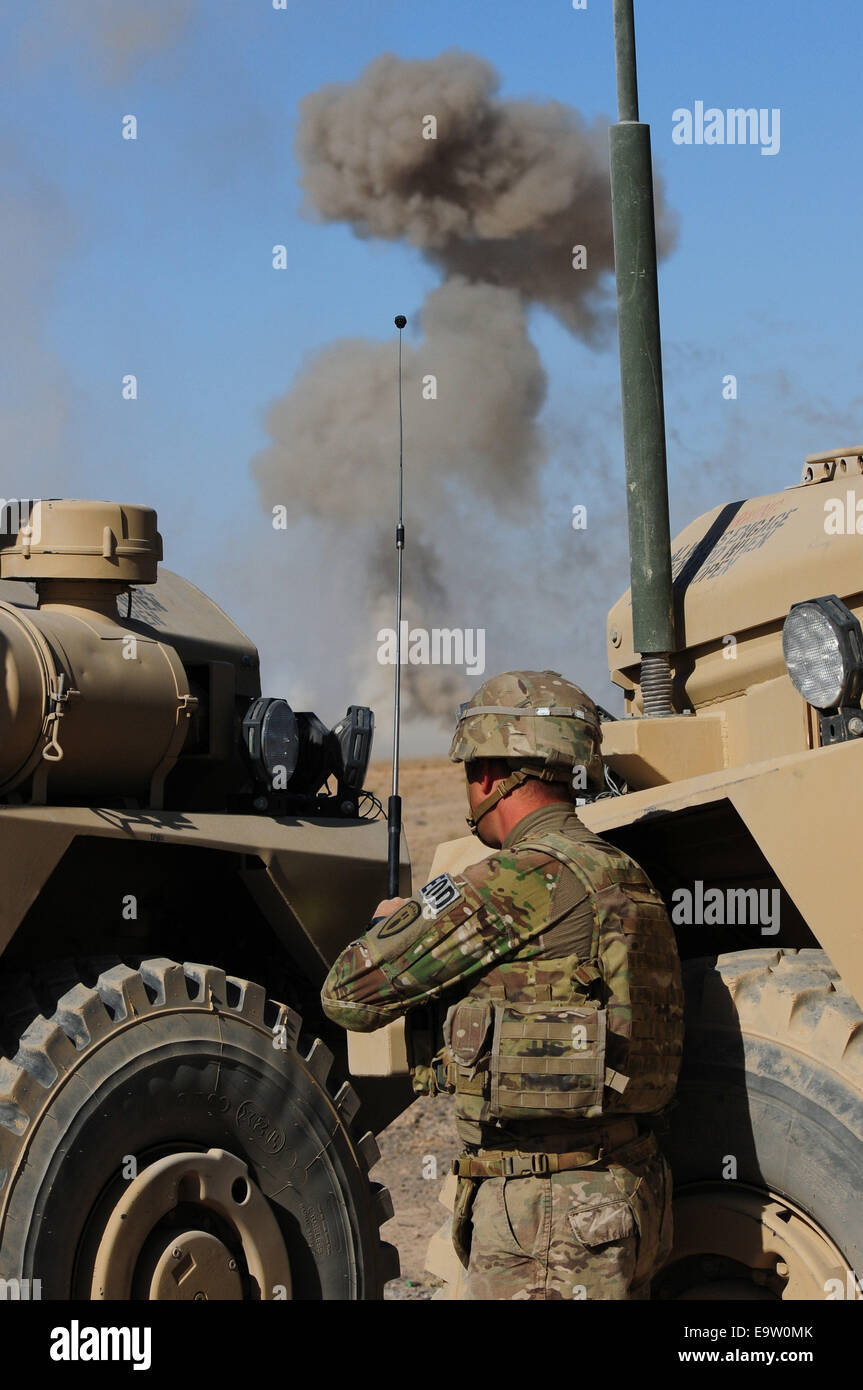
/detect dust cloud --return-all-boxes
[254,50,677,737]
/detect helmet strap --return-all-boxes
[465,766,565,835]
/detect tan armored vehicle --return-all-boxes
[419,446,863,1300]
[0,498,407,1299]
[362,3,863,1301]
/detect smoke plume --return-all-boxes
[252,277,547,718]
[254,50,678,733]
[297,49,675,338]
[253,278,546,521]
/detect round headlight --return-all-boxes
[242,698,299,787]
[782,596,863,711]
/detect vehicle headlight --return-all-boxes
[782,596,863,711]
[242,698,299,787]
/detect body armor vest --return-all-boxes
[439,827,684,1129]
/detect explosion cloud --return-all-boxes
[253,50,676,727]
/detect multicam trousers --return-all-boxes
[462,1133,672,1301]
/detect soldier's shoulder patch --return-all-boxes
[418,872,463,920]
[376,898,423,938]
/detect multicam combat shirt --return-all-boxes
[322,803,595,1028]
[322,802,609,1146]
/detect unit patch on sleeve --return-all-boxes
[418,872,463,920]
[376,898,423,939]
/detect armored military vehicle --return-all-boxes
[412,2,863,1299]
[591,448,863,1300]
[422,451,863,1301]
[586,0,862,1301]
[0,498,407,1299]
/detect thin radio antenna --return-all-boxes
[387,314,407,897]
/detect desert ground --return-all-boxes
[361,756,469,1298]
[364,755,470,890]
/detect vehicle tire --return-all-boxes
[656,948,863,1299]
[0,957,398,1300]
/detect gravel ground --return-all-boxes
[376,1094,461,1299]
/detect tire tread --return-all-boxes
[0,954,398,1295]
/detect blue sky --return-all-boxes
[1,0,861,749]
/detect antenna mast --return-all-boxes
[387,314,407,897]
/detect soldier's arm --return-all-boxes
[321,850,565,1032]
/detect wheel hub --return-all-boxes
[656,1182,855,1300]
[91,1148,292,1300]
[147,1230,243,1300]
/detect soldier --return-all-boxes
[321,670,684,1300]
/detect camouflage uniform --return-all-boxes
[465,1141,668,1300]
[322,672,683,1301]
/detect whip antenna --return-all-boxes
[387,314,407,897]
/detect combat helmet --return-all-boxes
[449,670,604,832]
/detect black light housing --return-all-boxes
[332,705,375,792]
[242,698,300,788]
[782,595,863,744]
[241,698,374,811]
